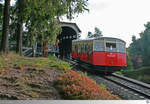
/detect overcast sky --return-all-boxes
[63,0,150,47]
[10,0,150,47]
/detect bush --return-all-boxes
[48,55,58,61]
[123,66,150,84]
[99,84,106,90]
[48,55,71,70]
[0,57,3,67]
[115,71,123,75]
[55,71,120,100]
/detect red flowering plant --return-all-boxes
[55,71,120,100]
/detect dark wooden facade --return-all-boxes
[58,22,81,58]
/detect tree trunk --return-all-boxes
[43,40,48,57]
[16,0,23,56]
[0,0,10,54]
[16,22,23,55]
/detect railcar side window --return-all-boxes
[72,44,74,51]
[106,43,116,52]
[83,44,85,53]
[85,44,88,53]
[78,44,81,53]
[89,44,93,54]
[94,41,104,51]
[117,43,125,53]
[75,45,78,52]
[81,44,84,53]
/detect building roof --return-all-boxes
[60,22,81,33]
[73,37,126,44]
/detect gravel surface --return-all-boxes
[72,65,147,100]
[88,74,146,100]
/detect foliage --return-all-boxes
[48,55,71,71]
[1,0,89,54]
[123,67,150,84]
[129,22,150,68]
[0,0,10,53]
[87,27,103,38]
[0,1,3,44]
[56,61,71,71]
[48,55,58,62]
[0,61,62,99]
[115,71,123,75]
[99,84,106,90]
[0,56,3,67]
[83,72,88,76]
[55,71,120,100]
[24,0,88,44]
[0,3,3,24]
[126,48,133,70]
[0,53,71,72]
[140,22,150,66]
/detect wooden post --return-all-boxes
[43,40,48,57]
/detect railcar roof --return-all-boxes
[72,37,126,43]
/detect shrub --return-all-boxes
[48,55,58,61]
[55,71,120,100]
[48,56,71,70]
[123,66,150,84]
[0,57,3,67]
[99,84,106,90]
[57,61,71,70]
[115,71,122,75]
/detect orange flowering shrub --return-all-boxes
[55,71,120,100]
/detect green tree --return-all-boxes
[129,35,142,69]
[0,3,3,45]
[129,22,150,68]
[14,0,89,55]
[126,48,133,70]
[140,22,150,66]
[0,3,3,24]
[129,35,137,56]
[0,0,11,54]
[87,27,102,38]
[16,0,26,55]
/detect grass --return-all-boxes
[0,53,65,99]
[123,67,150,84]
[0,53,119,100]
[0,52,71,71]
[99,84,106,90]
[0,52,72,99]
[48,55,71,70]
[0,57,3,67]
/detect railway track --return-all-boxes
[103,74,150,99]
[63,58,150,99]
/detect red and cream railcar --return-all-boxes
[72,37,127,73]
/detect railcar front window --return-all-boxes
[117,43,125,53]
[94,41,104,51]
[75,45,78,52]
[106,43,116,52]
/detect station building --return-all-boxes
[58,22,81,58]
